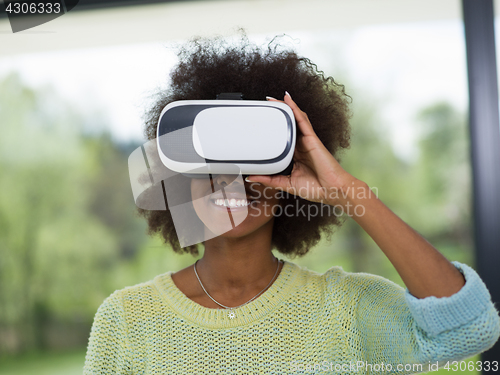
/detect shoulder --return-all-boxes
[322,264,404,293]
[318,264,407,308]
[286,261,405,302]
[99,273,171,312]
[314,266,413,329]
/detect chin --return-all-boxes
[207,211,275,238]
[210,217,274,240]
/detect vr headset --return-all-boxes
[156,93,296,177]
[128,93,296,245]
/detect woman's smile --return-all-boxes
[206,190,260,211]
[191,175,279,237]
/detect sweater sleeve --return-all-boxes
[403,261,500,361]
[83,291,133,375]
[337,261,500,373]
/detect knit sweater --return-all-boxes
[83,260,500,374]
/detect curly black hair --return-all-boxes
[138,33,352,258]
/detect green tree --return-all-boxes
[409,102,473,262]
[0,73,146,355]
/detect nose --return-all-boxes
[214,174,234,187]
[213,174,243,188]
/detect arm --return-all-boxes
[249,92,464,299]
[331,262,500,370]
[337,178,465,299]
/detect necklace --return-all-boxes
[193,258,282,319]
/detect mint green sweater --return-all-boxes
[83,260,500,374]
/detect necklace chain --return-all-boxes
[193,258,282,319]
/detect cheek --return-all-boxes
[260,187,282,206]
[190,180,208,201]
[191,180,203,200]
[190,180,211,221]
[248,189,282,219]
[190,182,209,217]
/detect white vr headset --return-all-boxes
[156,93,296,177]
[129,94,297,244]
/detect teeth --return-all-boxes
[213,198,250,207]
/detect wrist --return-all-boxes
[326,177,369,209]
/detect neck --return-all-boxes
[196,220,281,298]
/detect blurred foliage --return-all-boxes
[0,70,476,373]
[0,349,86,375]
[0,72,147,355]
[410,103,473,246]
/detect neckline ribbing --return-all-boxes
[152,260,299,329]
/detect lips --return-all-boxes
[208,191,258,210]
[213,198,250,208]
[209,191,255,200]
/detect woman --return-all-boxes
[84,35,500,374]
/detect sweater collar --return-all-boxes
[152,260,299,328]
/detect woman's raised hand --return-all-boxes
[246,92,357,207]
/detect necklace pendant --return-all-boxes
[228,309,236,319]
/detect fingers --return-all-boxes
[245,174,292,193]
[266,96,281,102]
[283,92,317,137]
[266,93,316,138]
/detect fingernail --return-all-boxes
[245,177,253,182]
[266,96,277,101]
[285,91,292,99]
